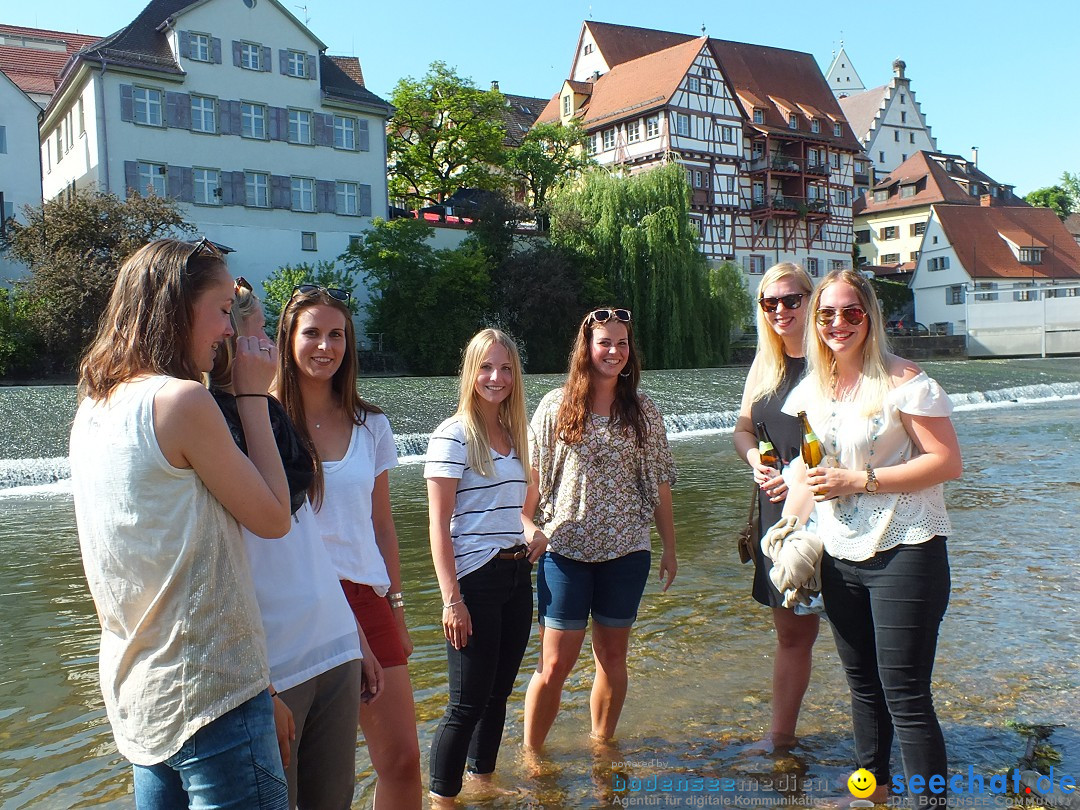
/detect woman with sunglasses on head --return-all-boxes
[425,329,541,806]
[274,284,422,810]
[732,262,820,753]
[210,280,383,810]
[523,307,677,751]
[69,239,292,807]
[781,268,961,805]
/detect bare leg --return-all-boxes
[770,607,820,746]
[359,664,422,810]
[589,623,633,741]
[523,625,587,750]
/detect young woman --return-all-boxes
[523,307,677,751]
[783,269,961,805]
[211,281,382,810]
[732,262,820,751]
[69,238,292,807]
[425,329,543,805]
[274,285,422,810]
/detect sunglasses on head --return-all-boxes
[234,276,252,296]
[816,306,868,327]
[758,293,806,313]
[291,283,352,303]
[587,308,632,325]
[186,237,223,263]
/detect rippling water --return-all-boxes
[1,358,1079,808]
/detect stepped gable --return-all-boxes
[934,204,1080,280]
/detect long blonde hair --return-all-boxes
[805,268,893,416]
[745,262,814,405]
[456,329,532,485]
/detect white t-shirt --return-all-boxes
[245,501,361,693]
[313,412,398,593]
[424,416,528,578]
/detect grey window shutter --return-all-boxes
[275,107,289,141]
[221,171,235,205]
[271,176,290,209]
[219,101,233,135]
[182,167,194,202]
[232,41,242,66]
[120,85,133,122]
[165,92,186,129]
[279,49,288,75]
[268,106,282,141]
[167,165,184,198]
[357,119,370,152]
[359,184,372,216]
[306,54,316,80]
[124,160,139,196]
[179,31,191,59]
[261,46,272,72]
[317,180,336,213]
[211,37,222,64]
[232,171,245,205]
[314,114,331,146]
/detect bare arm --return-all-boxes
[371,470,412,657]
[734,365,787,502]
[654,481,677,591]
[520,469,548,562]
[427,477,471,649]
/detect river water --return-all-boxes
[1,358,1078,809]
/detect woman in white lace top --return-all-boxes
[782,269,961,807]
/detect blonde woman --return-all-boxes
[732,262,819,751]
[783,269,961,805]
[425,329,542,805]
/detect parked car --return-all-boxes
[886,319,930,337]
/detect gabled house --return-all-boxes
[912,203,1080,355]
[38,0,391,290]
[854,150,1025,271]
[539,21,860,290]
[0,24,101,108]
[0,68,44,279]
[824,43,865,97]
[838,58,936,175]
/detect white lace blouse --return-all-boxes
[783,371,953,562]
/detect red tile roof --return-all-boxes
[0,24,101,99]
[583,21,696,69]
[837,85,888,140]
[328,55,365,87]
[933,204,1080,280]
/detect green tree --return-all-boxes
[548,162,740,368]
[343,218,490,375]
[261,261,360,338]
[1061,171,1080,214]
[0,189,191,373]
[387,62,510,208]
[1024,185,1073,220]
[871,278,914,321]
[505,121,592,222]
[0,285,39,378]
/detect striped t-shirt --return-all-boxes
[424,416,527,578]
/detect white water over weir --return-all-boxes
[2,380,1078,493]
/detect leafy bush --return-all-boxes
[261,261,360,338]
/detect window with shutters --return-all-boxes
[193,168,220,205]
[190,33,211,62]
[240,42,261,70]
[806,257,819,276]
[336,182,359,215]
[136,161,167,197]
[241,103,266,139]
[286,50,307,77]
[133,86,163,126]
[246,172,269,207]
[334,115,356,150]
[947,285,964,305]
[191,96,216,133]
[288,109,312,145]
[291,177,315,211]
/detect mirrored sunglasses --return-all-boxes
[291,283,351,303]
[234,276,253,295]
[815,306,868,327]
[758,293,806,313]
[587,308,632,325]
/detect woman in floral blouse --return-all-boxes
[522,307,677,751]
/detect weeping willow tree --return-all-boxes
[548,161,738,368]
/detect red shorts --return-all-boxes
[340,581,408,669]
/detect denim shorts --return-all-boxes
[537,550,651,630]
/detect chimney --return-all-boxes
[980,194,992,207]
[592,70,601,82]
[971,146,978,167]
[490,80,499,92]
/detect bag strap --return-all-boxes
[744,479,758,525]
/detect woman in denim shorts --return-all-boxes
[522,307,678,751]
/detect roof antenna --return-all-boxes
[294,4,311,25]
[701,23,707,36]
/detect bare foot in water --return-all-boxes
[739,733,799,756]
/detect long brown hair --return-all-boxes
[456,329,532,484]
[79,238,227,401]
[275,288,382,510]
[555,307,646,446]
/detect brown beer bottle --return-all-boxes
[798,411,824,467]
[755,422,781,470]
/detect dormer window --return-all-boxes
[873,189,889,203]
[1019,247,1044,265]
[834,123,843,137]
[788,114,798,130]
[561,95,571,116]
[810,118,820,134]
[900,184,916,198]
[753,108,764,124]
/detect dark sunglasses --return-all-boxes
[815,306,868,327]
[758,293,806,313]
[291,284,351,303]
[186,237,223,263]
[587,308,632,325]
[234,276,253,295]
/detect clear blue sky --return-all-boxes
[8,0,1076,196]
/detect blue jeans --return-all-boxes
[132,690,288,810]
[429,552,533,798]
[537,550,651,630]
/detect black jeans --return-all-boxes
[822,537,950,806]
[428,552,533,798]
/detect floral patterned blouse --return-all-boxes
[530,388,677,562]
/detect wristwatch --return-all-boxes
[864,464,879,494]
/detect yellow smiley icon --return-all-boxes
[847,768,877,798]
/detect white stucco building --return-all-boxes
[0,69,43,281]
[38,0,391,289]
